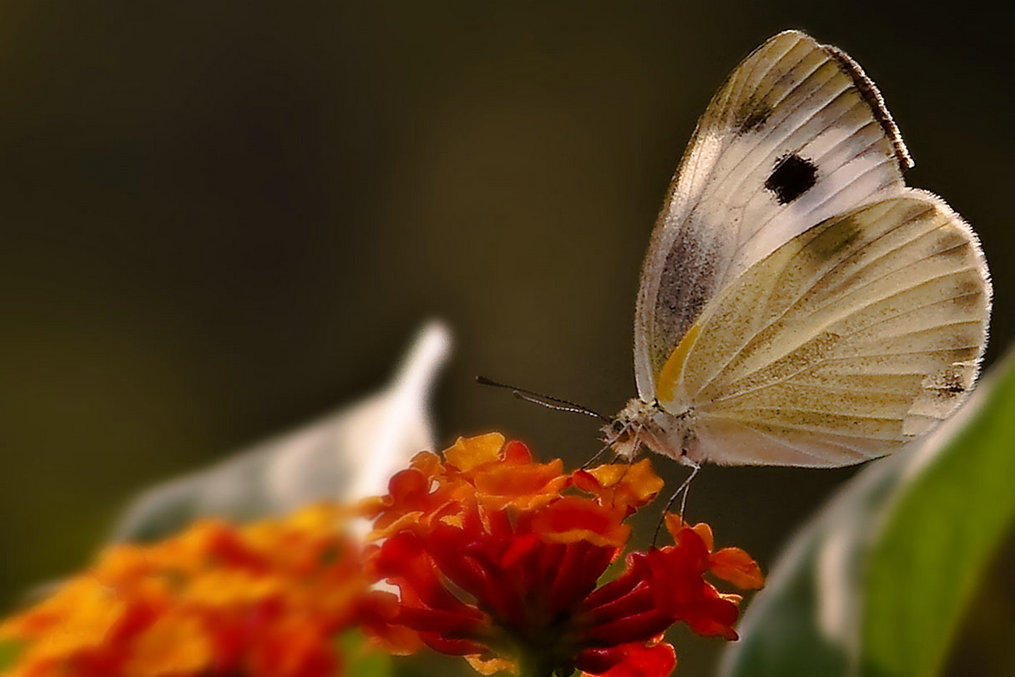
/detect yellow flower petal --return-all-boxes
[444,433,506,471]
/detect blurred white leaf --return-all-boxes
[111,321,451,542]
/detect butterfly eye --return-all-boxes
[610,420,626,435]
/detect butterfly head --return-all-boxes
[604,398,695,462]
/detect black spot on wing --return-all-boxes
[764,153,818,204]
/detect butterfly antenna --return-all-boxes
[475,376,611,422]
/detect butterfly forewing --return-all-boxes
[635,30,911,400]
[660,192,990,466]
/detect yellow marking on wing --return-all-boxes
[655,322,701,403]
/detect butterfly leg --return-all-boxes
[652,459,701,547]
[677,456,701,520]
[581,439,621,470]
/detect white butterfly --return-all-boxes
[607,30,991,468]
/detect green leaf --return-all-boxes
[0,640,21,669]
[337,628,393,677]
[720,349,1015,677]
[860,351,1015,677]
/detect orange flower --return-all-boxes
[366,434,763,677]
[0,505,377,677]
[453,437,571,513]
[0,432,764,677]
[574,458,665,515]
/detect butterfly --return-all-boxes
[605,30,991,469]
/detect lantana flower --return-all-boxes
[363,433,763,677]
[0,505,378,677]
[0,432,763,677]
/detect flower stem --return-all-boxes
[516,653,556,677]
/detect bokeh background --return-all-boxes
[0,2,1012,675]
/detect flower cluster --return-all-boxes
[0,505,376,677]
[0,433,763,677]
[363,433,763,677]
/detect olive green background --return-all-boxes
[0,2,1011,675]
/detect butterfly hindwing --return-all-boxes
[635,30,911,400]
[657,192,990,466]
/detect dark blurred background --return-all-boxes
[0,2,1011,675]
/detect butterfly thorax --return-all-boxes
[605,398,698,464]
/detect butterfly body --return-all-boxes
[609,398,697,463]
[610,31,991,468]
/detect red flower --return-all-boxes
[0,432,762,677]
[577,642,676,677]
[365,434,763,676]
